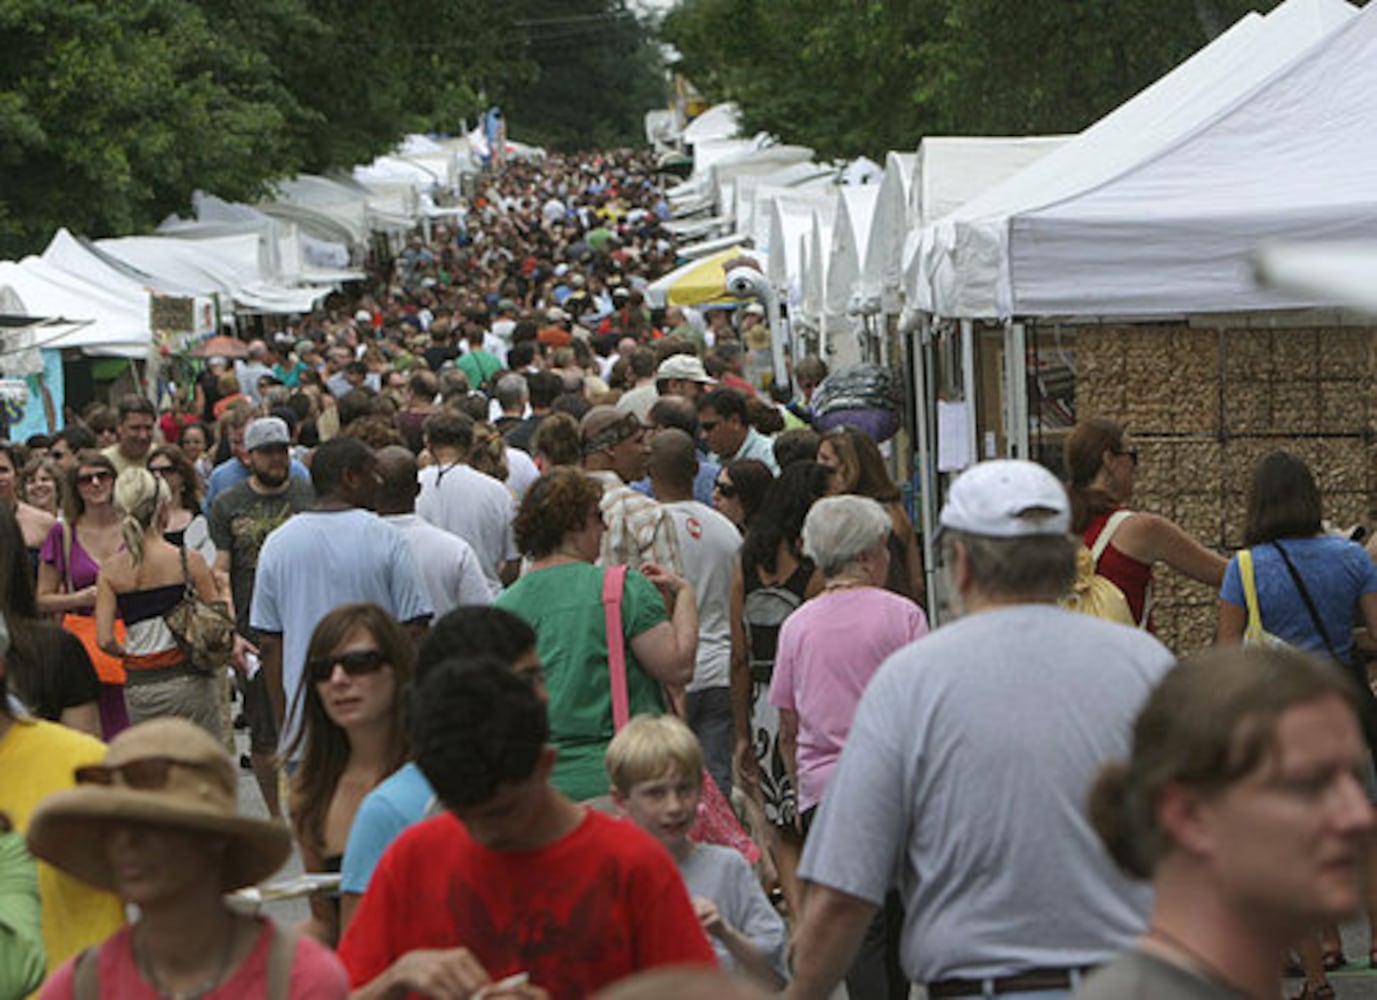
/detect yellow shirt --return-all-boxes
[0,718,126,983]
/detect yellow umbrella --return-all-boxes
[647,246,766,308]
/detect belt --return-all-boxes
[927,967,1094,998]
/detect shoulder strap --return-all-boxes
[602,564,630,732]
[1239,549,1264,635]
[1089,509,1134,566]
[179,544,195,598]
[265,921,298,1000]
[61,519,74,593]
[1272,541,1341,661]
[73,945,99,1000]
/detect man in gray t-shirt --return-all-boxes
[786,460,1174,1000]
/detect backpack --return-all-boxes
[1060,546,1135,626]
[742,580,805,685]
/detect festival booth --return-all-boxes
[822,185,880,372]
[905,0,1363,644]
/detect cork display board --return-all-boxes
[1070,324,1377,653]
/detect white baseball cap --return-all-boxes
[939,460,1070,538]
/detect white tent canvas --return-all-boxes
[913,0,1355,319]
[1009,0,1376,317]
[0,257,150,357]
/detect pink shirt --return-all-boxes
[768,587,927,812]
[42,918,348,1000]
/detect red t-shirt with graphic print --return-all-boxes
[339,808,716,999]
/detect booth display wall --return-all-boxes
[1072,323,1377,653]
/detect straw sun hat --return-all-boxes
[27,718,291,894]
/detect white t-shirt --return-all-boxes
[799,605,1174,983]
[504,447,540,498]
[416,462,518,598]
[250,508,433,755]
[662,500,740,691]
[382,514,494,618]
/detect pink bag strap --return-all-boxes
[602,564,630,732]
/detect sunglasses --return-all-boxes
[148,464,177,477]
[76,470,112,486]
[75,756,225,791]
[306,648,389,684]
[713,479,738,498]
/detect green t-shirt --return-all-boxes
[497,563,668,799]
[457,349,503,389]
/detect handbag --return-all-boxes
[1237,549,1290,649]
[163,546,236,673]
[601,565,761,864]
[60,522,126,684]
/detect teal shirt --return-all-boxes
[457,350,503,388]
[497,563,667,800]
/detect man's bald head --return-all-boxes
[375,445,419,515]
[647,427,697,499]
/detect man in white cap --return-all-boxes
[785,460,1175,1000]
[655,353,715,404]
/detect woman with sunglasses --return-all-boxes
[0,441,56,578]
[28,717,349,999]
[816,425,925,604]
[37,451,130,738]
[1065,418,1225,630]
[711,459,772,534]
[146,443,215,564]
[285,603,413,946]
[95,468,223,736]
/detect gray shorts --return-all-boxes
[125,669,221,739]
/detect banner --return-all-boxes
[4,348,64,439]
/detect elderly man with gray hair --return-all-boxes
[786,460,1175,1000]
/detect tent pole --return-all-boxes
[960,318,978,462]
[1004,320,1030,458]
[913,315,941,624]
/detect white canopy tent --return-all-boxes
[1256,241,1377,314]
[911,0,1355,319]
[767,189,836,308]
[860,152,917,315]
[0,258,150,357]
[1007,0,1376,317]
[682,103,741,147]
[747,174,835,250]
[823,185,880,369]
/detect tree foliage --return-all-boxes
[0,0,664,259]
[662,0,1288,161]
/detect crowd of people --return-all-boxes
[2,147,1377,1000]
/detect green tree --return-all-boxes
[662,0,1287,160]
[497,0,667,151]
[0,0,303,257]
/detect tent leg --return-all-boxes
[960,319,979,463]
[913,317,941,625]
[1003,320,1030,459]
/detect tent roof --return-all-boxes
[683,104,740,146]
[0,258,149,357]
[825,186,880,318]
[915,0,1355,318]
[1009,0,1375,317]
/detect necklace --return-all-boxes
[1143,926,1246,995]
[133,917,239,1000]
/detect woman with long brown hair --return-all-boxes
[0,441,55,576]
[817,425,924,604]
[286,602,413,945]
[1064,417,1225,629]
[146,442,215,562]
[36,450,129,737]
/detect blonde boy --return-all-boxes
[607,715,788,988]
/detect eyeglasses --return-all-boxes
[1116,447,1140,467]
[76,470,112,487]
[713,479,737,498]
[306,648,389,684]
[148,464,177,477]
[75,756,226,791]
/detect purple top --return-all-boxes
[39,522,107,614]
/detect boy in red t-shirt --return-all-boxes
[339,658,716,1000]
